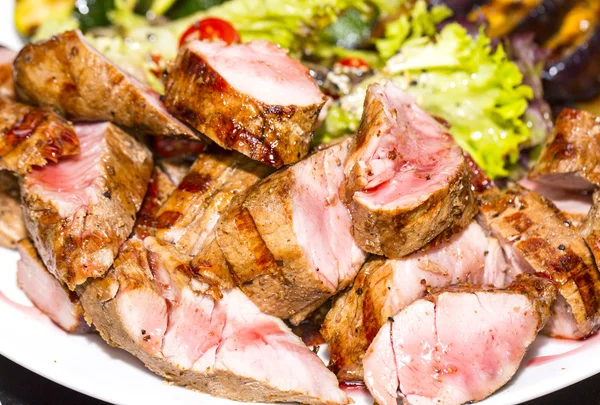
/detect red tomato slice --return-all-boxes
[179,18,241,47]
[336,57,370,70]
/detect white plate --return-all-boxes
[2,3,600,404]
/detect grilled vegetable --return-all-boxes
[14,0,75,35]
[543,3,600,102]
[474,0,573,42]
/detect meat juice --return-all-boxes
[0,290,57,327]
[527,333,600,367]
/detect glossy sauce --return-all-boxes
[527,333,600,367]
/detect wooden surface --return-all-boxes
[1,354,599,405]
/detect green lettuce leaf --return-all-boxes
[325,23,533,178]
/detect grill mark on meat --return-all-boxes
[529,109,600,190]
[178,172,213,193]
[479,185,600,338]
[0,97,79,173]
[155,211,183,229]
[229,204,285,286]
[505,212,534,233]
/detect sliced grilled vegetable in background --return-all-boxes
[542,2,600,103]
[14,0,75,36]
[473,0,573,42]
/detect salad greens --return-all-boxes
[22,0,535,178]
[321,6,533,178]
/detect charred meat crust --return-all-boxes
[0,47,15,99]
[529,109,600,190]
[322,258,384,382]
[13,30,201,141]
[22,124,153,289]
[479,185,600,337]
[155,151,270,256]
[0,97,79,174]
[216,174,333,324]
[134,167,177,240]
[164,47,325,168]
[0,171,25,248]
[345,159,477,258]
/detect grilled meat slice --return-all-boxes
[0,96,79,174]
[156,158,192,185]
[520,178,592,227]
[216,139,366,324]
[363,274,556,405]
[22,122,152,289]
[164,40,327,168]
[478,185,600,339]
[0,171,25,248]
[13,30,200,141]
[322,222,510,382]
[17,239,90,333]
[134,166,177,240]
[80,237,348,405]
[343,83,476,258]
[0,46,15,98]
[155,151,270,256]
[529,109,600,191]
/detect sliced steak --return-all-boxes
[478,185,600,338]
[216,139,366,324]
[164,40,326,167]
[80,237,348,405]
[322,222,510,382]
[22,122,153,289]
[343,82,476,258]
[520,178,592,227]
[155,151,270,256]
[17,239,90,333]
[0,171,25,248]
[13,30,201,141]
[0,46,15,98]
[529,109,600,191]
[0,96,79,174]
[134,166,178,240]
[363,274,556,405]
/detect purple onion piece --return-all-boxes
[543,28,600,103]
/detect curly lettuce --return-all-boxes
[324,23,533,178]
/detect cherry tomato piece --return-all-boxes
[179,17,240,47]
[336,57,370,70]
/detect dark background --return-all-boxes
[1,355,600,405]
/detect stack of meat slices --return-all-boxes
[5,26,600,405]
